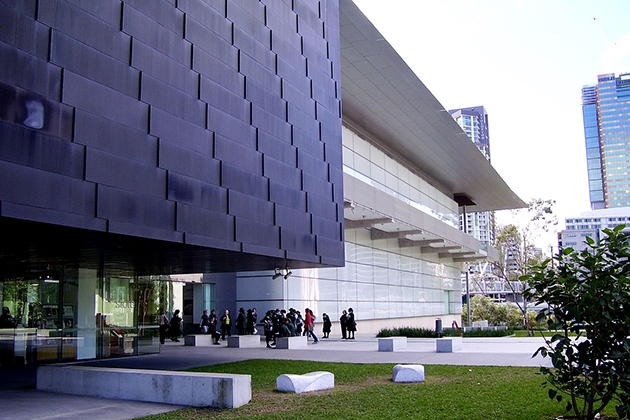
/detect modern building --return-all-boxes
[449,106,494,248]
[582,73,630,210]
[0,0,524,366]
[559,208,630,252]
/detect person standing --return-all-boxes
[236,307,247,335]
[209,309,220,345]
[339,309,348,339]
[322,313,331,338]
[304,308,320,343]
[246,309,254,335]
[199,309,210,334]
[158,308,169,344]
[347,308,356,339]
[220,309,232,340]
[169,309,182,342]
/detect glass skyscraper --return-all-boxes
[582,73,630,209]
[449,106,494,247]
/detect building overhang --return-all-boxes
[339,0,526,213]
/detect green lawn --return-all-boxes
[138,360,620,420]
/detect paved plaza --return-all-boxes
[0,334,552,420]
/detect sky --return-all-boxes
[352,0,630,250]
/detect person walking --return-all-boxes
[304,308,320,343]
[339,309,348,339]
[169,309,182,342]
[220,309,232,340]
[322,313,331,338]
[199,309,210,334]
[347,308,356,339]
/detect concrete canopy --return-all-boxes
[339,0,526,213]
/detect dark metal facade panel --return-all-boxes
[0,0,344,275]
[179,1,233,45]
[140,74,206,127]
[200,77,251,123]
[228,190,275,225]
[62,71,149,130]
[0,44,62,101]
[0,121,84,179]
[85,148,167,198]
[150,107,213,156]
[51,31,140,97]
[74,110,159,166]
[131,39,199,97]
[221,162,269,201]
[0,6,51,62]
[269,180,307,212]
[312,214,342,241]
[167,172,227,213]
[38,0,131,63]
[192,46,242,88]
[176,203,235,242]
[184,16,237,66]
[96,184,175,230]
[158,140,220,185]
[262,154,302,190]
[215,134,263,174]
[0,161,96,216]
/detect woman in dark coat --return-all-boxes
[236,307,247,335]
[347,308,356,339]
[322,313,332,338]
[339,309,348,339]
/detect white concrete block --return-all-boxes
[378,337,407,351]
[276,371,334,394]
[185,334,215,346]
[392,364,425,383]
[436,337,463,352]
[275,336,307,349]
[37,366,251,408]
[227,335,261,348]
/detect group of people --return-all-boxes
[199,307,258,343]
[158,308,182,344]
[339,308,357,339]
[261,307,321,347]
[158,306,357,346]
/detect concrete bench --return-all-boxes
[436,337,463,352]
[277,371,334,394]
[378,336,407,352]
[37,365,251,408]
[392,364,425,383]
[275,336,307,349]
[228,335,261,348]
[185,334,215,346]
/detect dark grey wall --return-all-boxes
[0,0,344,274]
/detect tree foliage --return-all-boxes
[523,225,630,420]
[491,198,557,334]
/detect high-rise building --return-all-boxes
[582,73,630,210]
[449,106,494,248]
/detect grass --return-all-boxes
[138,360,620,420]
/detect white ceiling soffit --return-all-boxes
[339,0,526,213]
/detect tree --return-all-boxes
[492,198,557,335]
[523,225,630,420]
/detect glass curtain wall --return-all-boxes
[0,269,180,366]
